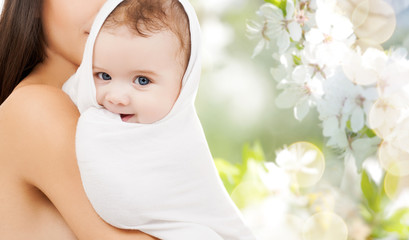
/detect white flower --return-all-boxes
[321,115,349,148]
[351,137,381,164]
[342,84,378,133]
[378,141,409,176]
[259,162,290,193]
[275,65,324,120]
[258,2,302,53]
[378,48,409,98]
[242,196,304,240]
[304,32,352,68]
[315,0,354,41]
[303,0,355,68]
[368,97,402,139]
[271,50,296,83]
[317,68,378,150]
[343,47,388,86]
[246,19,272,58]
[247,3,282,57]
[392,116,409,153]
[276,147,318,175]
[317,71,354,148]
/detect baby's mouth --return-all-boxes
[120,114,135,122]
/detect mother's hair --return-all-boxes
[0,0,45,104]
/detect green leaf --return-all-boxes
[279,0,288,16]
[252,141,265,162]
[242,141,265,164]
[217,142,269,208]
[346,120,352,131]
[361,170,381,213]
[214,158,241,194]
[242,143,251,164]
[264,0,287,16]
[292,54,302,65]
[359,125,377,138]
[264,0,282,7]
[230,180,268,209]
[361,170,376,204]
[295,42,304,51]
[382,208,409,238]
[230,159,269,208]
[359,203,373,221]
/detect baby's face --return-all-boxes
[93,26,185,123]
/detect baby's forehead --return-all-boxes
[101,0,191,69]
[99,25,189,70]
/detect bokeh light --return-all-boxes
[378,141,409,176]
[302,211,348,240]
[340,0,396,49]
[286,142,325,188]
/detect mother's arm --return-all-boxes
[1,85,156,240]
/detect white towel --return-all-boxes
[0,0,4,14]
[63,0,256,239]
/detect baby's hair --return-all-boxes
[104,0,191,68]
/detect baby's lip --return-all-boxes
[120,113,135,122]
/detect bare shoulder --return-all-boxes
[0,84,79,142]
[1,84,79,149]
[0,85,157,239]
[0,85,79,239]
[2,84,79,126]
[0,84,79,184]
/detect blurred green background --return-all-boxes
[192,0,324,164]
[188,1,409,238]
[191,0,409,166]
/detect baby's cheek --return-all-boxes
[158,101,175,119]
[94,87,104,106]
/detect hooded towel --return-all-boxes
[63,0,256,239]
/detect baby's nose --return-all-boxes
[106,92,130,106]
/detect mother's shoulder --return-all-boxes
[0,84,79,172]
[0,84,79,148]
[1,84,79,124]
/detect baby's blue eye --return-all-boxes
[136,76,150,85]
[98,72,111,80]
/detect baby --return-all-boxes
[93,0,190,124]
[63,0,257,239]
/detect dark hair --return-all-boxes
[104,0,191,67]
[0,0,45,104]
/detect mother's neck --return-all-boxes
[22,48,78,89]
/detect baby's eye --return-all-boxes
[135,76,150,86]
[97,72,112,81]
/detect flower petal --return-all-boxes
[327,130,348,148]
[301,150,317,165]
[259,3,283,20]
[294,99,310,121]
[275,89,300,109]
[305,28,325,45]
[300,167,319,175]
[350,107,365,133]
[288,21,302,41]
[285,0,295,19]
[252,39,267,58]
[322,116,339,136]
[277,31,290,53]
[292,65,309,83]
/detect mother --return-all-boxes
[0,0,156,239]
